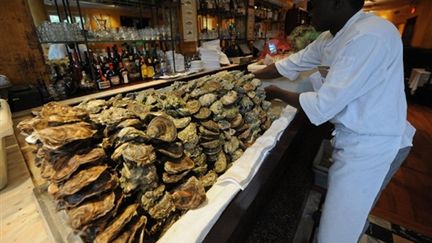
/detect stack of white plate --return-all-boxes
[166,51,185,73]
[199,49,221,71]
[190,60,204,73]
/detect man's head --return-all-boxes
[308,0,364,34]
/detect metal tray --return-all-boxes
[32,184,83,243]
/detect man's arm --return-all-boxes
[264,85,301,109]
[252,63,282,79]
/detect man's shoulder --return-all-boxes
[354,13,400,41]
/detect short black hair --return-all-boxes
[349,0,365,10]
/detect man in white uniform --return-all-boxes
[253,0,415,242]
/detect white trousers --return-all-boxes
[317,128,402,243]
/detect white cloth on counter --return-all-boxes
[158,104,297,243]
[199,39,230,71]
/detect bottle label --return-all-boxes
[110,75,121,85]
[98,80,111,89]
[122,73,129,83]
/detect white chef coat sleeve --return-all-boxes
[299,35,388,126]
[275,35,324,80]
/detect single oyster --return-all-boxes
[177,123,199,144]
[184,145,203,158]
[239,96,254,113]
[261,100,272,110]
[224,137,240,155]
[214,152,227,173]
[193,164,208,175]
[36,122,96,150]
[203,146,222,156]
[180,100,201,115]
[114,127,150,146]
[91,107,134,125]
[247,91,256,99]
[112,216,147,243]
[198,93,218,107]
[156,142,184,159]
[201,139,221,149]
[149,192,176,219]
[223,107,239,120]
[52,148,105,183]
[221,91,238,106]
[77,99,107,114]
[112,143,156,166]
[230,114,244,129]
[67,191,116,229]
[192,153,206,166]
[209,100,223,115]
[239,128,252,142]
[217,120,231,130]
[94,203,139,243]
[141,185,166,211]
[147,116,177,142]
[40,102,88,124]
[201,120,220,132]
[127,102,152,119]
[231,149,244,161]
[48,165,108,198]
[199,170,218,188]
[251,78,262,87]
[171,177,206,210]
[163,170,190,184]
[202,81,222,93]
[164,156,195,174]
[168,116,191,129]
[119,163,158,193]
[199,126,220,137]
[194,107,212,120]
[63,173,118,208]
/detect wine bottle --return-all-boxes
[119,62,129,84]
[106,63,121,86]
[96,64,111,90]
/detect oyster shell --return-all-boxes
[40,102,88,124]
[114,127,150,146]
[94,203,139,243]
[141,184,166,211]
[162,170,190,184]
[209,100,223,115]
[222,107,239,120]
[201,139,221,149]
[112,216,147,243]
[48,165,108,198]
[198,93,218,107]
[223,137,240,155]
[156,142,184,159]
[168,116,191,129]
[164,156,195,174]
[147,116,177,142]
[194,107,211,120]
[112,143,156,166]
[231,149,244,161]
[119,163,158,193]
[171,177,206,210]
[221,91,238,106]
[193,164,208,175]
[214,152,227,173]
[148,192,176,219]
[201,120,220,132]
[217,120,231,130]
[229,113,244,129]
[36,122,96,150]
[63,172,118,208]
[239,96,254,113]
[77,99,107,114]
[127,102,152,119]
[199,126,220,137]
[52,148,106,183]
[177,123,199,144]
[67,191,116,229]
[199,170,218,188]
[177,100,201,116]
[91,107,134,125]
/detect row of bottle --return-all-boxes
[54,43,171,92]
[197,0,247,14]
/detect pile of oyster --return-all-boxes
[18,70,278,242]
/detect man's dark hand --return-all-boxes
[264,85,282,100]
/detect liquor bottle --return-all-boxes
[140,55,148,80]
[80,70,96,90]
[152,47,160,76]
[106,63,121,86]
[119,62,129,84]
[145,48,155,79]
[96,64,111,90]
[112,45,120,70]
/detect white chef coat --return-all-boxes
[275,11,415,242]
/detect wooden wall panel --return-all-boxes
[0,0,48,85]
